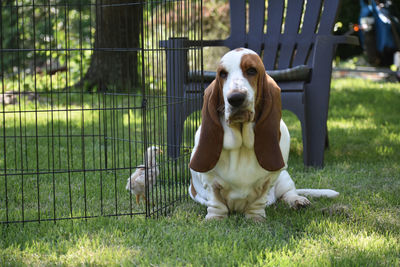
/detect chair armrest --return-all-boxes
[338,35,360,46]
[267,65,311,82]
[315,34,360,47]
[188,71,216,83]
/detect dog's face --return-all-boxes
[217,48,264,125]
[190,48,284,173]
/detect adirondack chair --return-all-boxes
[161,0,359,167]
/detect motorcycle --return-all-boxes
[357,0,400,67]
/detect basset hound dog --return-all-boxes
[189,48,339,221]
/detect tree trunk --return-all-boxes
[82,0,142,92]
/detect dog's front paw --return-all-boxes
[282,191,311,209]
[290,196,311,209]
[205,205,228,221]
[244,205,267,222]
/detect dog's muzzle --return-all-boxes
[227,91,246,107]
[226,90,254,124]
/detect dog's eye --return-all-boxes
[219,70,228,79]
[246,67,257,76]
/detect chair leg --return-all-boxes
[294,104,327,167]
[165,38,188,158]
[300,118,309,166]
[167,103,184,158]
[325,129,329,149]
[292,109,325,168]
[304,116,327,168]
[306,134,326,168]
[303,76,332,168]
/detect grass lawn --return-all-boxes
[1,77,400,266]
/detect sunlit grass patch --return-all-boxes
[258,226,399,266]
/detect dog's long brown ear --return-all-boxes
[254,73,285,171]
[189,80,224,172]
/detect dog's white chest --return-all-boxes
[215,121,266,184]
[216,148,266,183]
[212,145,276,207]
[210,146,278,211]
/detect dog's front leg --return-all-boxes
[205,182,229,220]
[244,198,267,222]
[274,170,310,209]
[243,177,274,222]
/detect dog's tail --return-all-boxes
[295,189,339,198]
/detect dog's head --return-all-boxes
[219,48,260,124]
[190,48,284,173]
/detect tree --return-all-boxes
[81,0,142,92]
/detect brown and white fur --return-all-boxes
[189,48,338,221]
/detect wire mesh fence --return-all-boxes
[1,0,203,223]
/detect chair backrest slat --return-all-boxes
[301,0,323,36]
[302,0,340,65]
[223,0,340,69]
[277,0,305,69]
[227,0,246,49]
[318,0,340,34]
[292,0,323,66]
[284,0,305,35]
[248,0,266,54]
[263,0,285,69]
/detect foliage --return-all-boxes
[335,0,364,59]
[1,1,202,93]
[336,0,361,33]
[1,0,93,84]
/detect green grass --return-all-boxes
[1,77,400,266]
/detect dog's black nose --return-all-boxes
[227,92,246,107]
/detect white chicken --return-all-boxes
[126,146,162,205]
